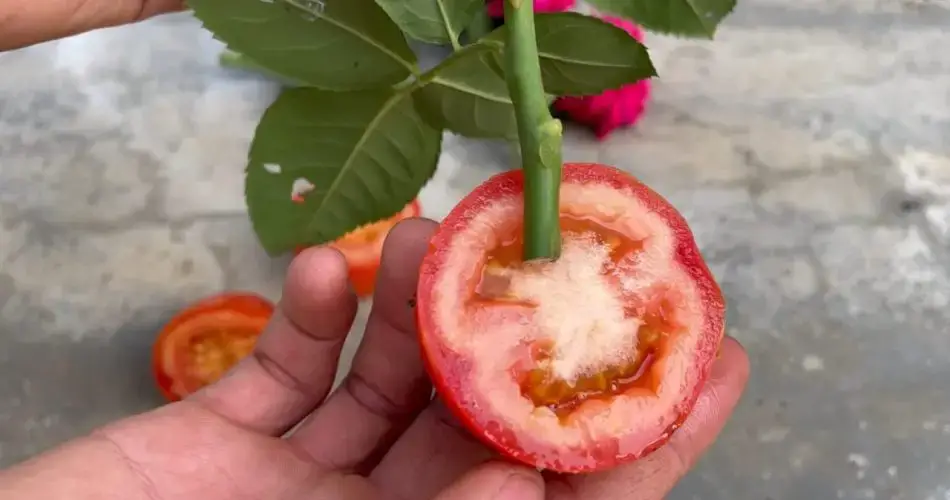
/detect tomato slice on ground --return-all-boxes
[416,163,725,473]
[151,292,274,402]
[295,200,421,298]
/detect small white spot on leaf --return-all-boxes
[291,177,315,201]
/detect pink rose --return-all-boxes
[552,17,652,140]
[486,0,575,17]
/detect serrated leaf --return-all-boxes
[484,12,657,96]
[413,45,517,139]
[218,49,306,87]
[188,0,417,90]
[246,88,442,254]
[584,0,736,38]
[375,0,482,45]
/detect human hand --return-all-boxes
[0,0,183,51]
[0,219,749,499]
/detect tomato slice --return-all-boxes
[416,163,725,473]
[295,200,421,298]
[151,292,274,402]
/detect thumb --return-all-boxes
[432,461,545,500]
[1,0,183,51]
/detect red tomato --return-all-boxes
[296,200,421,298]
[152,292,274,402]
[416,163,725,473]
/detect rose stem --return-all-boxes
[504,0,563,261]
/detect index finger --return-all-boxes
[289,219,438,472]
[192,247,358,435]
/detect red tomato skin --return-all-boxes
[151,292,274,402]
[415,163,725,473]
[295,200,422,298]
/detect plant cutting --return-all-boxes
[187,0,735,473]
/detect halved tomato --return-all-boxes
[416,163,725,473]
[152,292,274,402]
[295,200,422,298]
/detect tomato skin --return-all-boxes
[295,200,421,298]
[416,163,725,473]
[151,292,274,402]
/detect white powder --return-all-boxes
[501,234,640,382]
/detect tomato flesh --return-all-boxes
[295,200,421,297]
[416,163,724,473]
[152,293,274,402]
[176,320,260,388]
[476,216,674,421]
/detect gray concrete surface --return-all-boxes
[1,1,949,498]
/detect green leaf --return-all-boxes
[413,45,517,139]
[484,12,657,96]
[246,88,443,254]
[218,49,306,87]
[374,0,482,45]
[461,8,494,43]
[583,0,737,38]
[188,0,418,90]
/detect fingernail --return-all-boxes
[495,472,541,500]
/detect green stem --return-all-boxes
[503,0,562,261]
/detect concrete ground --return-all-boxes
[2,1,949,499]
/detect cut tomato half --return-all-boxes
[295,200,421,298]
[151,292,274,402]
[416,163,725,473]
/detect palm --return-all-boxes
[103,398,497,499]
[86,219,747,500]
